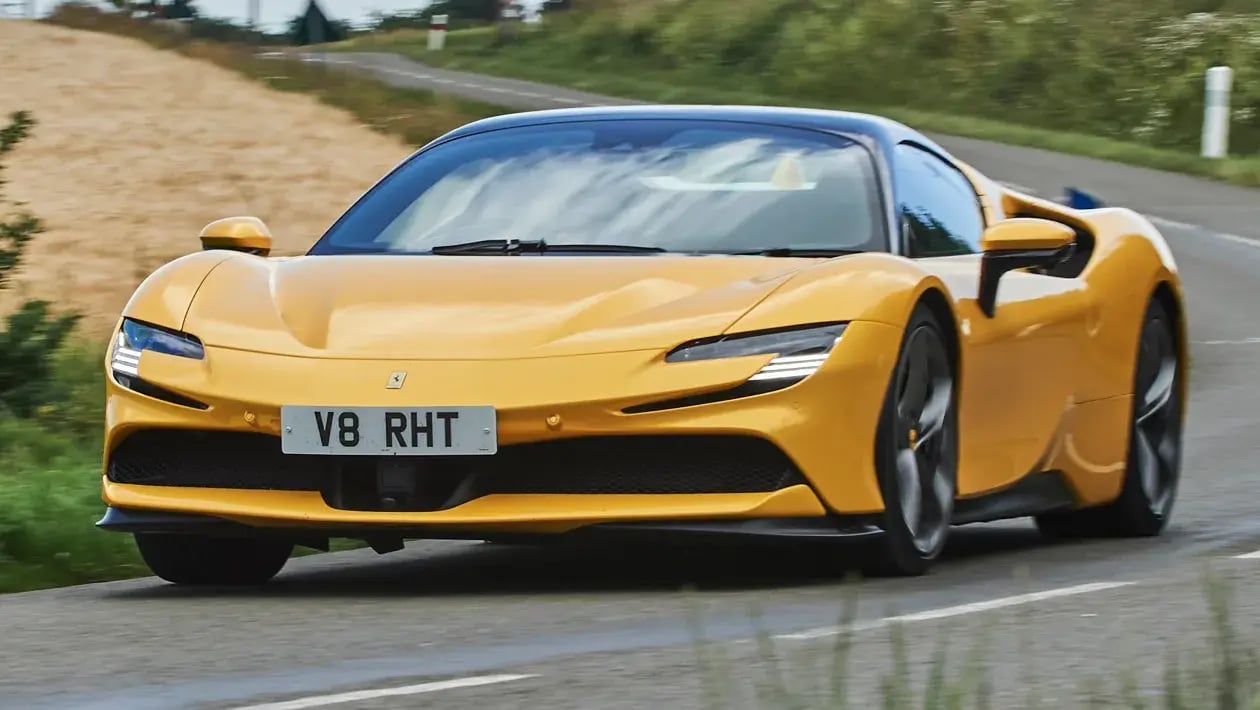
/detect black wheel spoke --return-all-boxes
[896,449,922,537]
[890,323,955,556]
[1131,311,1180,517]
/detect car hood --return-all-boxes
[182,254,826,359]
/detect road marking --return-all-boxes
[1232,549,1260,559]
[1148,216,1260,249]
[1198,340,1260,345]
[776,581,1133,641]
[226,674,537,710]
[998,181,1039,194]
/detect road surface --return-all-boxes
[5,52,1260,709]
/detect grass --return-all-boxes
[0,345,150,593]
[45,4,508,148]
[684,567,1260,708]
[330,23,1260,188]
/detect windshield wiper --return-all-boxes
[730,247,866,257]
[430,238,545,255]
[429,238,666,255]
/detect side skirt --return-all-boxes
[951,471,1077,525]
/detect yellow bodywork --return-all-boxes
[101,164,1186,537]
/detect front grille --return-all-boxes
[107,430,806,511]
[464,436,802,496]
[108,430,330,491]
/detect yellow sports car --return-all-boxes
[98,106,1186,584]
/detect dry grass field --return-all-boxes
[0,19,415,338]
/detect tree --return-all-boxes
[0,112,80,417]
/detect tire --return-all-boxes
[134,533,293,586]
[867,303,959,576]
[1035,295,1183,539]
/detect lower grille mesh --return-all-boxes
[107,430,806,506]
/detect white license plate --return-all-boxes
[280,406,497,456]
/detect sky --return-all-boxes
[31,0,545,33]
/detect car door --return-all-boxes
[892,142,1088,496]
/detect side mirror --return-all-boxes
[198,216,272,256]
[977,218,1076,317]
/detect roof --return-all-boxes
[431,104,954,161]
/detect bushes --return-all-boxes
[0,111,127,592]
[0,112,81,419]
[521,0,1260,154]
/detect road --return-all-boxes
[5,52,1260,709]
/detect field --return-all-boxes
[334,0,1260,187]
[0,12,504,592]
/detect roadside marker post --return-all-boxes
[429,13,448,51]
[1201,65,1233,159]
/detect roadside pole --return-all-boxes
[428,13,447,51]
[1201,65,1233,159]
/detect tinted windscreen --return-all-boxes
[311,119,887,255]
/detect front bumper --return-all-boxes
[101,320,903,530]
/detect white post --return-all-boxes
[1201,65,1233,159]
[428,13,448,51]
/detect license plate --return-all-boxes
[280,406,497,456]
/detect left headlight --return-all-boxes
[110,318,205,377]
[665,322,847,382]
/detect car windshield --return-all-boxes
[309,119,888,256]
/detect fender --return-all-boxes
[120,250,240,332]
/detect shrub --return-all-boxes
[0,112,81,418]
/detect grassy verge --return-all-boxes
[0,345,149,593]
[0,6,513,594]
[688,567,1260,707]
[331,26,1260,188]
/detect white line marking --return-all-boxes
[776,581,1133,641]
[226,674,536,710]
[1148,216,1260,249]
[1233,549,1260,559]
[551,97,583,105]
[1194,337,1260,345]
[998,181,1038,195]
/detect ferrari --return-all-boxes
[97,105,1187,583]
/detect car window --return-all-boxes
[894,143,984,257]
[310,119,889,256]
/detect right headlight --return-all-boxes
[665,322,847,383]
[109,318,205,378]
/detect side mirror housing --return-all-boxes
[977,218,1076,317]
[198,216,272,256]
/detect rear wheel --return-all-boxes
[868,304,959,576]
[1035,296,1182,538]
[134,533,293,585]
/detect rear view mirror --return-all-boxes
[977,218,1076,317]
[198,216,273,256]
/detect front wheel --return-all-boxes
[134,533,293,585]
[868,304,959,576]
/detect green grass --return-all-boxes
[686,567,1260,708]
[330,15,1260,188]
[0,345,151,593]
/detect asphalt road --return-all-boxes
[5,53,1260,709]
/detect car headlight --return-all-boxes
[110,318,205,377]
[665,322,847,382]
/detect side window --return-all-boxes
[894,143,984,257]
